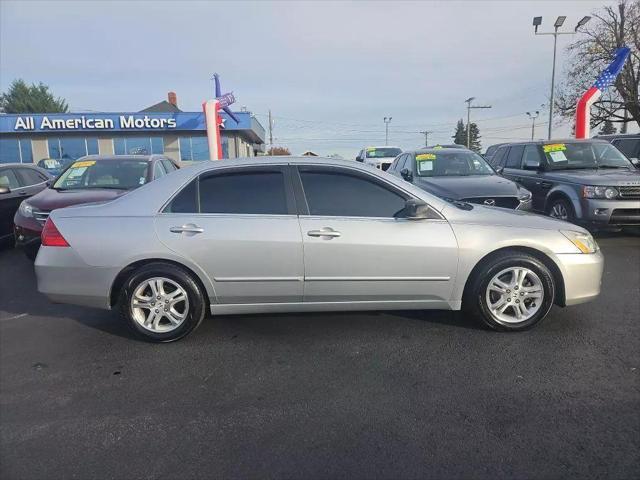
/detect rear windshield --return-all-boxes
[543,142,632,170]
[415,150,494,177]
[366,147,402,158]
[53,159,149,190]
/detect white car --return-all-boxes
[356,146,402,171]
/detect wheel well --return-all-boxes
[545,191,573,214]
[461,247,566,308]
[109,258,210,308]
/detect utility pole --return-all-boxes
[383,117,392,145]
[526,111,540,140]
[533,15,591,140]
[465,97,491,149]
[268,109,273,154]
[419,130,433,147]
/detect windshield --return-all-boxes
[53,159,149,190]
[38,159,63,171]
[544,142,632,170]
[366,147,402,158]
[415,150,494,177]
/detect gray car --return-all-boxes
[35,157,604,342]
[488,139,640,229]
[387,148,532,210]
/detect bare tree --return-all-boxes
[556,1,639,131]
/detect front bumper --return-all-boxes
[555,249,604,306]
[578,198,640,227]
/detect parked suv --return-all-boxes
[356,146,402,171]
[14,154,179,259]
[388,148,532,210]
[487,139,640,229]
[595,134,640,168]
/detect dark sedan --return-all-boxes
[14,154,179,259]
[387,148,532,210]
[0,164,51,246]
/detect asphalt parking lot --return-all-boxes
[1,234,639,480]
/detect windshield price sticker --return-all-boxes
[543,144,566,153]
[417,160,434,172]
[548,151,568,162]
[366,147,376,153]
[72,160,96,168]
[416,153,436,160]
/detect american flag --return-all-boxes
[575,46,631,139]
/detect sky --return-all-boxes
[1,0,633,157]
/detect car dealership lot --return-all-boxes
[1,234,639,479]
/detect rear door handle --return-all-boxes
[307,228,341,239]
[170,224,204,234]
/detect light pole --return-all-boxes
[465,97,491,148]
[383,117,392,145]
[526,111,540,140]
[533,15,591,140]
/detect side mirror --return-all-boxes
[400,199,433,220]
[400,168,413,182]
[523,159,541,171]
[0,186,10,194]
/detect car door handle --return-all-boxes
[537,181,552,189]
[307,228,341,239]
[19,191,28,196]
[170,224,204,234]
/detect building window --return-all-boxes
[48,137,99,161]
[179,136,210,161]
[114,137,164,155]
[0,138,32,163]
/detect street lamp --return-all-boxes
[526,111,540,140]
[533,15,591,140]
[383,117,392,144]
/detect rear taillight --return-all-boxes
[41,218,69,247]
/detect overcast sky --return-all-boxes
[1,0,631,157]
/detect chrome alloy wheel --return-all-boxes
[550,202,568,220]
[485,267,544,325]
[130,277,189,333]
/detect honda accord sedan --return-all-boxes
[35,157,603,342]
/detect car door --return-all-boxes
[516,144,549,212]
[501,145,525,183]
[15,167,49,198]
[294,165,458,305]
[155,165,304,304]
[0,168,25,239]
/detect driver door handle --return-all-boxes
[307,228,341,239]
[170,224,204,234]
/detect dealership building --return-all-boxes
[0,93,266,164]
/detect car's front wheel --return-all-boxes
[547,198,575,223]
[467,252,556,331]
[119,262,206,342]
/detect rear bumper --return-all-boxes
[555,250,604,306]
[35,246,117,310]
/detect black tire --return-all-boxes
[465,251,555,332]
[118,262,206,342]
[23,244,38,261]
[547,197,576,223]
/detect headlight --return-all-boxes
[561,230,599,254]
[518,189,532,201]
[18,201,34,218]
[582,185,619,199]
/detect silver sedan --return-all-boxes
[35,157,604,342]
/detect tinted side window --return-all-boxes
[200,171,288,215]
[505,145,525,169]
[162,159,177,172]
[612,139,639,158]
[491,147,508,167]
[300,169,406,218]
[164,179,198,213]
[153,162,167,179]
[522,145,543,166]
[18,168,47,186]
[0,168,22,189]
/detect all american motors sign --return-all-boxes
[13,114,178,131]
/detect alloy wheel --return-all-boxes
[130,277,189,333]
[550,202,568,220]
[485,267,544,325]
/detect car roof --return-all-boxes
[495,138,611,147]
[1,163,45,168]
[364,146,401,149]
[595,133,640,140]
[404,147,473,154]
[75,154,168,162]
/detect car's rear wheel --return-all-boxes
[547,198,575,223]
[466,252,555,331]
[118,262,206,342]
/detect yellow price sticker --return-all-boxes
[72,160,96,168]
[366,147,376,152]
[543,143,566,153]
[416,153,436,160]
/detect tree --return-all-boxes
[598,119,618,134]
[0,79,69,113]
[451,119,482,152]
[267,146,291,156]
[556,1,640,130]
[452,119,466,145]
